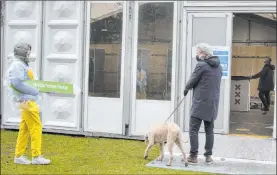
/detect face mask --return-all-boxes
[196,55,201,61]
[26,50,31,58]
[22,51,31,64]
[26,51,37,63]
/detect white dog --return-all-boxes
[143,122,188,167]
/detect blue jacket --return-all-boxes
[7,57,39,102]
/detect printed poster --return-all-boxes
[192,46,230,79]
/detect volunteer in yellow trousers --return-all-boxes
[5,43,50,165]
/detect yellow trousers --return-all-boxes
[15,101,42,157]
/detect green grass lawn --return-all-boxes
[1,130,208,174]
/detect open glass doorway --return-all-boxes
[230,13,276,137]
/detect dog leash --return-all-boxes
[164,96,186,123]
[163,96,189,144]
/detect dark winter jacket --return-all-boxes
[252,63,275,91]
[185,56,222,122]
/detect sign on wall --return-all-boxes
[212,46,229,79]
[191,46,230,79]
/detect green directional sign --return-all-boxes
[10,80,74,95]
[25,80,74,94]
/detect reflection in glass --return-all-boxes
[136,2,174,100]
[88,3,123,98]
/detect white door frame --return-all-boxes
[129,1,178,136]
[83,1,127,134]
[83,0,90,133]
[0,6,4,123]
[182,12,233,134]
[273,73,277,139]
[179,1,276,137]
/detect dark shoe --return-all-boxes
[187,155,198,164]
[262,107,269,111]
[205,156,213,165]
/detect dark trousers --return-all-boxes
[259,91,270,109]
[189,116,214,157]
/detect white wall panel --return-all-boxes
[41,1,83,130]
[2,1,42,126]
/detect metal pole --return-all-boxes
[273,66,277,139]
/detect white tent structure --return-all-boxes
[0,1,276,139]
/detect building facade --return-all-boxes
[1,1,276,139]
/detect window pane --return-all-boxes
[136,2,174,100]
[88,2,123,98]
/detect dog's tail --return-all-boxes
[178,132,188,144]
[178,131,189,144]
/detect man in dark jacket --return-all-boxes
[249,57,275,113]
[183,43,222,165]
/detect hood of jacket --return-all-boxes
[269,64,275,70]
[204,56,220,68]
[265,63,275,70]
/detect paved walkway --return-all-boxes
[147,153,276,174]
[146,133,276,174]
[230,109,274,136]
[167,133,276,161]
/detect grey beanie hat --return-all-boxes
[14,43,32,64]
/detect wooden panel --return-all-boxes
[232,45,276,97]
[89,43,171,93]
[90,43,170,73]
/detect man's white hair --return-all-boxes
[195,42,213,59]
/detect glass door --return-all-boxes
[84,1,127,134]
[182,13,233,134]
[130,1,178,136]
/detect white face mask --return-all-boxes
[26,51,36,62]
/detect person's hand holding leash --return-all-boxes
[183,90,188,96]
